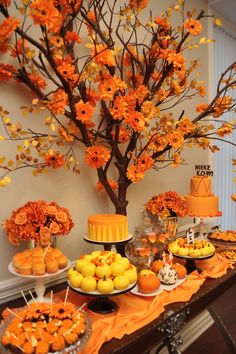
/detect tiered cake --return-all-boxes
[185,176,220,217]
[88,214,128,242]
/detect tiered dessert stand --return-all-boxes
[8,261,71,303]
[83,233,133,251]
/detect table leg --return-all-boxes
[156,308,190,354]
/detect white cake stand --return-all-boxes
[194,216,222,239]
[8,261,70,303]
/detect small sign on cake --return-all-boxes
[195,164,213,176]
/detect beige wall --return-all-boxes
[0,0,210,282]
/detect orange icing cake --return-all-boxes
[185,176,219,217]
[88,214,128,242]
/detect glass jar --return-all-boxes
[125,215,166,272]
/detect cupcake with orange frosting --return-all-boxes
[32,260,46,276]
[57,255,68,269]
[17,259,32,275]
[45,256,59,274]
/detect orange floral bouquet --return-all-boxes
[3,200,74,245]
[145,191,188,219]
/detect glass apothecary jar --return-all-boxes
[125,215,166,272]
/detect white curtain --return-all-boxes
[214,26,236,230]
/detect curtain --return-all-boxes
[214,26,236,230]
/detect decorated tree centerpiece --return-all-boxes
[0,0,235,223]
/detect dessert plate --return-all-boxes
[130,276,188,297]
[83,233,133,244]
[8,261,71,278]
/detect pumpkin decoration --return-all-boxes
[137,273,160,294]
[172,263,187,279]
[151,259,164,273]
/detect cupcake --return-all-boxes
[158,263,178,285]
[17,259,32,275]
[45,257,59,274]
[57,255,68,269]
[32,260,46,276]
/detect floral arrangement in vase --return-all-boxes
[3,200,74,246]
[145,191,188,219]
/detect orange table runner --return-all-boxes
[1,254,233,354]
[54,254,233,354]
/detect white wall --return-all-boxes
[0,0,211,283]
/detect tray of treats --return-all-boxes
[219,250,236,261]
[168,237,215,259]
[9,247,70,278]
[0,302,92,354]
[208,230,236,244]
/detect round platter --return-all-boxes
[207,234,236,246]
[68,281,136,314]
[131,276,188,297]
[68,280,136,297]
[83,233,133,245]
[8,261,71,278]
[172,252,214,261]
[0,308,92,354]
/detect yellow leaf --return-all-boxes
[200,37,206,44]
[8,160,14,167]
[0,179,7,187]
[0,157,6,164]
[0,136,5,141]
[17,145,23,152]
[32,98,39,105]
[19,7,26,15]
[11,133,18,139]
[214,18,222,27]
[23,140,29,147]
[45,116,52,125]
[50,123,56,132]
[5,176,11,183]
[3,117,10,124]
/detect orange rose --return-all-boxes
[45,205,58,216]
[56,211,68,223]
[40,227,51,241]
[14,212,27,225]
[50,221,60,234]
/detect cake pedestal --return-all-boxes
[8,262,70,303]
[69,281,136,314]
[173,253,214,274]
[83,234,133,254]
[194,216,221,240]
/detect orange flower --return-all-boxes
[0,63,15,81]
[216,123,233,137]
[141,100,159,121]
[57,61,76,79]
[154,17,170,30]
[56,211,68,223]
[50,221,60,234]
[3,200,73,245]
[0,17,20,52]
[75,100,94,124]
[50,35,64,47]
[126,165,145,183]
[96,179,118,192]
[85,145,111,169]
[129,0,148,10]
[14,212,27,225]
[29,0,63,33]
[110,96,129,120]
[92,43,116,67]
[28,72,47,90]
[171,152,181,168]
[47,89,68,115]
[177,117,195,134]
[43,149,65,169]
[145,191,188,218]
[213,96,232,117]
[184,18,202,36]
[10,38,28,57]
[65,31,82,44]
[196,103,208,112]
[137,153,154,171]
[125,111,146,132]
[231,194,236,202]
[149,135,168,152]
[167,131,184,149]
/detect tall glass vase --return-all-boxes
[161,216,178,242]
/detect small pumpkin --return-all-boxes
[137,273,160,294]
[172,263,187,279]
[151,259,164,273]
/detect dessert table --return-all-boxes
[0,256,235,354]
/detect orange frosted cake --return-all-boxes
[185,176,220,217]
[88,214,128,242]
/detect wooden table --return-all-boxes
[0,268,235,354]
